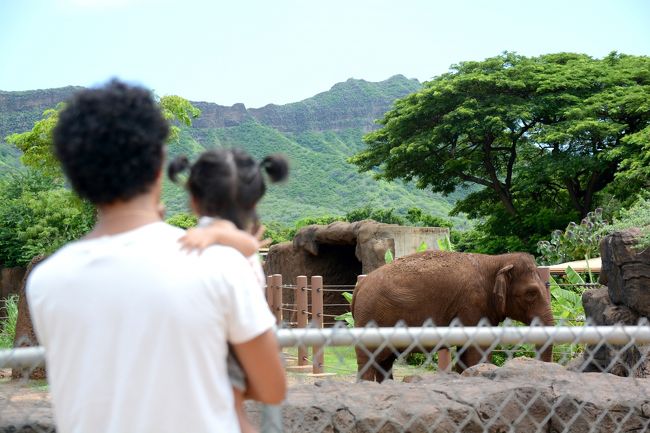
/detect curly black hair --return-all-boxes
[168,148,288,230]
[53,79,169,204]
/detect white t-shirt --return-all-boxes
[27,222,275,433]
[197,216,265,289]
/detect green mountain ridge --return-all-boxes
[1,76,468,227]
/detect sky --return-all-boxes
[1,0,649,108]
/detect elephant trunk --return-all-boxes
[538,311,555,363]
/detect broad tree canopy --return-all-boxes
[351,52,650,251]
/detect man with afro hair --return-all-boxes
[26,79,285,433]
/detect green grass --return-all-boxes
[0,295,19,349]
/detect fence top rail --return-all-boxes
[4,325,650,369]
[275,325,650,348]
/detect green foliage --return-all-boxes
[384,249,394,264]
[0,171,94,266]
[159,95,201,142]
[611,195,650,249]
[550,271,586,323]
[352,52,650,254]
[491,344,537,367]
[537,209,608,265]
[165,212,198,229]
[0,295,19,349]
[333,292,355,328]
[345,206,404,225]
[416,241,428,253]
[5,95,200,181]
[436,235,454,252]
[1,79,467,231]
[405,207,453,228]
[6,106,63,178]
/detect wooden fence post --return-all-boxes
[272,274,283,325]
[296,275,308,366]
[311,276,324,374]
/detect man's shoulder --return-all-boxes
[198,244,249,265]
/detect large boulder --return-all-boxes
[579,229,650,377]
[599,229,650,316]
[265,221,449,322]
[581,287,649,377]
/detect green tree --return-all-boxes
[0,171,94,266]
[5,106,63,178]
[2,91,200,265]
[6,94,201,178]
[351,52,650,252]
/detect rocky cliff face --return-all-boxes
[0,75,421,137]
[248,75,421,132]
[0,87,80,139]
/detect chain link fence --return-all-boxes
[2,322,650,432]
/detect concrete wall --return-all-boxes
[377,225,449,258]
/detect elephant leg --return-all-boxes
[456,346,483,373]
[376,354,396,383]
[437,348,452,372]
[355,346,377,381]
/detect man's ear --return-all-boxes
[190,196,200,215]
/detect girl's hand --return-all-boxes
[253,224,272,249]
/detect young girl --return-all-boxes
[168,148,288,433]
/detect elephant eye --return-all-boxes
[525,289,538,300]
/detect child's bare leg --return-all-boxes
[234,387,257,433]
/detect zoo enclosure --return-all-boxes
[265,268,601,374]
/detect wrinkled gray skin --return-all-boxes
[351,250,554,381]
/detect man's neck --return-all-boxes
[88,194,163,239]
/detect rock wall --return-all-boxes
[5,359,649,433]
[580,229,650,377]
[260,359,650,433]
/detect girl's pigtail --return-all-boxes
[168,155,190,183]
[261,154,289,183]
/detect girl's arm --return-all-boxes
[179,219,259,256]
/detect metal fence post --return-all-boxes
[310,276,324,374]
[296,276,308,366]
[272,274,283,325]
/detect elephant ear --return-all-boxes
[493,264,514,317]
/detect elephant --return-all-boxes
[351,250,555,381]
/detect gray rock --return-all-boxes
[277,359,650,432]
[5,359,650,432]
[581,287,650,377]
[600,229,650,317]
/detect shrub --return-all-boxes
[537,208,608,265]
[0,295,19,349]
[610,195,650,249]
